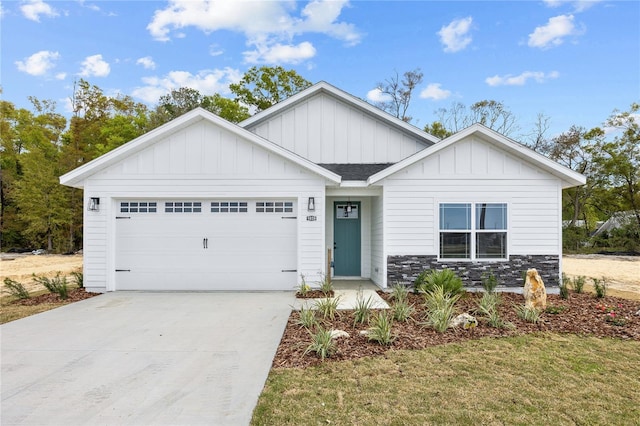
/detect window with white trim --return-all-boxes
[165,201,202,213]
[211,201,248,213]
[256,201,294,213]
[120,201,157,213]
[439,203,507,259]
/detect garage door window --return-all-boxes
[120,201,157,213]
[211,201,248,213]
[165,201,202,213]
[256,201,294,213]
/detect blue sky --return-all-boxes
[2,0,639,138]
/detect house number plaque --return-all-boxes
[306,215,317,221]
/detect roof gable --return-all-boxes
[60,108,341,188]
[368,124,587,189]
[240,81,440,145]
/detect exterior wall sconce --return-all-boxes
[307,197,315,211]
[346,201,352,213]
[88,197,100,212]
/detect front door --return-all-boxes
[333,202,361,276]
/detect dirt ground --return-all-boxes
[1,254,83,292]
[2,253,638,299]
[563,254,639,300]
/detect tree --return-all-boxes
[374,68,423,123]
[423,121,453,139]
[202,94,250,123]
[435,100,519,137]
[592,103,640,228]
[229,66,312,112]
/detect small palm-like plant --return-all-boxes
[314,296,340,320]
[3,278,31,300]
[515,304,541,324]
[353,291,374,325]
[367,311,394,345]
[481,271,499,294]
[415,269,464,297]
[424,284,461,333]
[296,305,317,329]
[304,326,336,360]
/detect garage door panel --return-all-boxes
[115,200,298,291]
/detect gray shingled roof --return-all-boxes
[317,163,394,180]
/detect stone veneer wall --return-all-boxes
[387,255,560,288]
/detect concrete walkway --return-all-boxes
[1,291,294,426]
[292,279,390,311]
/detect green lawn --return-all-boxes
[252,334,640,425]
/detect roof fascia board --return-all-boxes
[60,108,341,188]
[368,124,587,188]
[239,81,440,145]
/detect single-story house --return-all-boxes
[60,82,586,293]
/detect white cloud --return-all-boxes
[437,17,473,53]
[528,14,579,48]
[15,50,60,76]
[79,54,110,77]
[543,0,602,12]
[20,0,58,22]
[136,56,156,70]
[366,88,392,103]
[209,44,224,56]
[244,41,316,64]
[131,67,242,103]
[485,71,560,86]
[147,0,361,63]
[419,83,451,100]
[55,72,66,80]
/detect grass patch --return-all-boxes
[252,334,640,425]
[1,290,59,324]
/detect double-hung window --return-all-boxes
[439,203,507,260]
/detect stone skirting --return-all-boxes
[387,255,560,288]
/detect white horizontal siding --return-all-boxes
[247,93,429,163]
[383,135,563,257]
[370,195,384,286]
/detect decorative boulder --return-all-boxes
[450,313,478,329]
[330,330,350,339]
[523,268,547,311]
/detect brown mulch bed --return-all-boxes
[274,291,640,369]
[295,290,334,299]
[12,287,99,306]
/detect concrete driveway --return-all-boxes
[1,291,294,425]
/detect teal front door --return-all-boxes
[334,202,361,276]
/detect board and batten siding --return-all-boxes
[383,135,562,258]
[246,93,429,163]
[370,194,385,286]
[82,120,327,292]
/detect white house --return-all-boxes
[60,82,586,293]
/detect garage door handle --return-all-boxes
[281,269,297,272]
[203,238,208,249]
[116,269,131,272]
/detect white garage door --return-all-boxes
[115,200,297,291]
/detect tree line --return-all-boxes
[1,66,638,253]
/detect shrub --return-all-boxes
[413,270,431,293]
[593,277,607,299]
[545,305,567,315]
[559,273,570,299]
[424,285,461,333]
[296,305,317,329]
[3,278,31,300]
[353,291,374,326]
[297,274,311,296]
[415,269,464,297]
[314,296,340,320]
[319,274,333,295]
[514,304,541,324]
[70,269,83,288]
[390,283,409,303]
[304,326,336,360]
[32,272,69,300]
[391,298,415,322]
[476,292,513,329]
[572,276,586,294]
[366,311,394,345]
[481,271,499,294]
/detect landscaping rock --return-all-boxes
[450,313,478,329]
[524,268,547,311]
[330,330,350,339]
